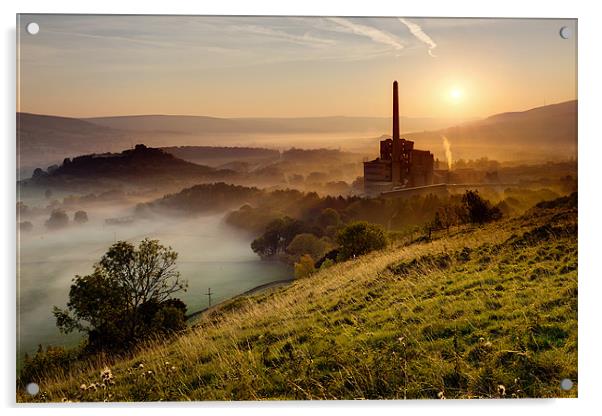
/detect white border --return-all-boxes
[2,1,601,415]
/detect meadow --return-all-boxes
[17,193,577,401]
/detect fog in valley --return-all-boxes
[17,197,290,365]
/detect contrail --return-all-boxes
[399,18,437,57]
[442,136,453,170]
[232,25,336,47]
[327,17,404,50]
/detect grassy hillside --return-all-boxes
[18,195,577,401]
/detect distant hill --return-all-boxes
[17,101,577,177]
[85,114,462,136]
[17,112,461,177]
[25,144,232,189]
[136,182,265,216]
[161,146,280,167]
[404,100,577,162]
[17,113,130,177]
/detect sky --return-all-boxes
[17,15,577,119]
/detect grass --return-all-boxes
[17,198,577,402]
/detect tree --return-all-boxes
[462,190,502,224]
[351,176,364,192]
[32,168,46,179]
[53,239,188,351]
[294,254,315,279]
[432,212,443,230]
[315,207,343,238]
[251,217,308,259]
[336,221,387,261]
[74,210,89,224]
[45,209,69,230]
[286,233,333,263]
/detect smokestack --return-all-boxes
[391,80,401,183]
[393,80,400,140]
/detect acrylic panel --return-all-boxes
[16,15,577,402]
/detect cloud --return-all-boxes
[230,25,336,47]
[326,17,404,50]
[41,29,176,49]
[399,18,437,57]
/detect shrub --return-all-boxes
[19,345,82,386]
[336,221,387,261]
[462,191,502,224]
[294,254,316,279]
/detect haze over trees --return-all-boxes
[19,221,33,232]
[73,210,89,224]
[45,209,69,230]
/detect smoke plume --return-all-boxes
[442,136,453,170]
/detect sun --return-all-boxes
[450,87,463,102]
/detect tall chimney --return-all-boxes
[391,80,401,183]
[393,80,400,140]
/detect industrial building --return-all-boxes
[363,81,434,195]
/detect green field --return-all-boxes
[18,194,577,401]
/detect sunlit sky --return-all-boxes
[18,15,576,119]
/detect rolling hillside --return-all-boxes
[18,194,577,401]
[405,100,577,162]
[17,101,577,177]
[85,114,460,136]
[17,112,460,177]
[17,113,130,177]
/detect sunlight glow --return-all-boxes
[450,88,463,102]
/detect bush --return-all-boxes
[19,345,82,386]
[462,191,502,224]
[336,221,387,261]
[294,254,316,279]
